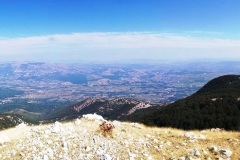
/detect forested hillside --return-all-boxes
[142,75,240,130]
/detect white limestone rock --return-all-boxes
[147,155,154,160]
[51,121,62,133]
[43,155,49,160]
[184,132,206,141]
[16,122,27,128]
[179,157,185,160]
[197,134,206,140]
[0,135,11,144]
[44,148,54,159]
[184,132,195,139]
[209,146,218,153]
[145,134,151,138]
[82,113,105,121]
[220,148,232,158]
[99,154,113,160]
[202,148,208,155]
[74,118,81,125]
[210,128,222,132]
[112,120,121,127]
[192,148,201,157]
[129,152,137,160]
[132,123,142,129]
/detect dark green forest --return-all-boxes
[142,75,240,130]
[0,113,39,130]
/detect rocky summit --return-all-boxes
[0,114,239,160]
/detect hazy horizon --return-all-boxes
[1,1,240,63]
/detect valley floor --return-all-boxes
[0,114,239,160]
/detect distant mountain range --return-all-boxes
[1,75,240,131]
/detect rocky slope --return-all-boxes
[0,114,239,160]
[46,97,160,122]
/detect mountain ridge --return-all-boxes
[46,97,160,122]
[194,75,240,96]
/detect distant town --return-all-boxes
[0,61,240,111]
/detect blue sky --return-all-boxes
[1,0,240,62]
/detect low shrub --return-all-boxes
[99,121,115,137]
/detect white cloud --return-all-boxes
[1,32,240,62]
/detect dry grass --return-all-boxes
[105,123,240,159]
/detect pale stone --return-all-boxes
[179,157,185,160]
[82,113,105,121]
[197,134,206,140]
[184,132,195,139]
[0,135,11,144]
[220,149,232,158]
[209,146,218,153]
[132,123,142,129]
[145,134,151,138]
[16,122,27,128]
[193,148,201,156]
[43,155,48,160]
[202,148,208,155]
[99,154,113,160]
[74,118,81,125]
